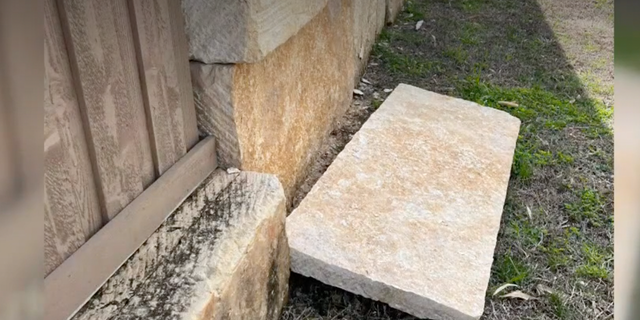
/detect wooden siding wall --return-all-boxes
[44,0,198,276]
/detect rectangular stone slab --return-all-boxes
[190,0,356,200]
[72,170,290,320]
[182,0,328,63]
[286,84,521,320]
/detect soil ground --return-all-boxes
[283,0,614,319]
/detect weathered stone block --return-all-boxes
[353,0,386,79]
[182,0,328,63]
[191,0,356,199]
[386,0,404,23]
[286,84,521,320]
[72,170,289,320]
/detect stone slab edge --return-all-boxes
[291,248,478,320]
[182,0,329,64]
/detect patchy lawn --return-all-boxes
[283,0,614,319]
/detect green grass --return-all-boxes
[443,46,469,65]
[557,151,574,164]
[494,252,531,285]
[549,292,572,319]
[541,235,573,272]
[403,0,426,21]
[460,0,484,13]
[508,219,547,247]
[564,188,606,226]
[576,243,611,280]
[461,23,482,45]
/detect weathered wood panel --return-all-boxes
[58,0,156,220]
[45,137,217,320]
[44,0,103,276]
[167,0,199,151]
[130,0,198,175]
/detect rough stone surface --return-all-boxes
[72,170,289,320]
[191,0,356,199]
[182,0,328,63]
[286,84,521,320]
[386,0,404,23]
[353,0,386,80]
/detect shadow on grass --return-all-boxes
[284,0,613,319]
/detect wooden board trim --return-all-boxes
[44,137,217,320]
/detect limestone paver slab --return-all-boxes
[73,170,289,320]
[286,84,521,320]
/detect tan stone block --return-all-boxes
[386,0,404,23]
[287,84,521,320]
[72,170,289,320]
[182,0,328,63]
[191,0,356,199]
[353,0,386,79]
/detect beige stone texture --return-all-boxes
[72,170,289,320]
[287,84,521,320]
[386,0,404,23]
[182,0,328,63]
[353,0,386,80]
[191,0,356,199]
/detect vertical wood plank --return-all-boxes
[130,0,198,175]
[168,0,199,151]
[44,0,103,276]
[58,0,156,220]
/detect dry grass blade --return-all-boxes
[535,284,554,295]
[498,101,519,108]
[501,290,537,300]
[493,283,519,296]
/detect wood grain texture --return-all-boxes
[130,0,198,175]
[44,0,103,277]
[45,137,216,320]
[167,0,199,152]
[58,0,155,220]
